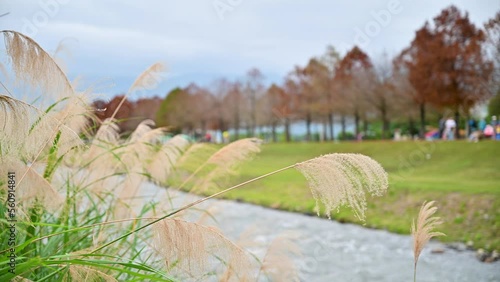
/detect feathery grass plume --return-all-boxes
[166,134,191,151]
[0,95,82,160]
[128,119,157,142]
[52,93,93,140]
[52,37,77,75]
[153,218,253,280]
[114,123,177,218]
[147,135,190,184]
[0,94,31,156]
[63,265,118,282]
[109,62,166,122]
[257,234,301,282]
[1,30,75,100]
[184,138,262,193]
[119,120,165,170]
[175,143,216,169]
[295,153,388,221]
[113,172,144,219]
[77,118,122,193]
[127,62,166,94]
[169,142,216,193]
[412,201,445,282]
[0,157,62,216]
[206,138,261,169]
[0,62,10,85]
[86,118,121,163]
[27,107,83,160]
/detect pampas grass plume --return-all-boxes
[411,201,445,282]
[295,153,388,221]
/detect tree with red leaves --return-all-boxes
[335,46,373,137]
[92,95,134,132]
[399,6,493,138]
[260,83,294,142]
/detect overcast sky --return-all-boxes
[1,0,499,99]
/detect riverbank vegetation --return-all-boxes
[170,141,500,251]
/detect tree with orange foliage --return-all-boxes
[92,95,134,132]
[185,83,214,133]
[260,83,294,142]
[302,58,330,141]
[397,22,436,138]
[244,68,265,137]
[335,46,373,137]
[431,6,493,137]
[285,65,317,141]
[399,6,493,138]
[222,81,244,139]
[319,46,341,141]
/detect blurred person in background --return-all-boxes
[443,117,456,140]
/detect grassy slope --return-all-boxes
[171,140,500,251]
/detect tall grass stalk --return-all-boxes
[411,201,445,282]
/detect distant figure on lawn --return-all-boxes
[204,132,212,142]
[479,118,487,132]
[393,128,401,141]
[443,117,456,140]
[493,116,500,141]
[439,117,446,140]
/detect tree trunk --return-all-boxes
[383,119,390,140]
[363,119,369,135]
[306,112,312,141]
[455,110,460,139]
[354,110,360,136]
[322,119,327,142]
[409,116,415,137]
[419,103,426,139]
[234,113,240,139]
[234,128,239,140]
[251,91,256,137]
[285,118,291,142]
[341,115,346,140]
[246,125,251,138]
[219,118,225,133]
[466,113,471,137]
[328,113,334,141]
[271,122,277,142]
[201,120,206,132]
[381,105,389,139]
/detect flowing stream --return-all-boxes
[138,182,499,282]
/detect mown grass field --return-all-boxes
[171,140,500,251]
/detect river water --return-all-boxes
[137,182,499,282]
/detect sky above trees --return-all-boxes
[1,0,498,98]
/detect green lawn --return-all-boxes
[170,140,500,251]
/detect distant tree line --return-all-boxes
[93,6,499,141]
